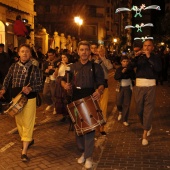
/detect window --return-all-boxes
[88,6,96,17]
[45,5,50,12]
[84,25,97,36]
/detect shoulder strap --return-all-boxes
[91,62,97,89]
[25,65,33,86]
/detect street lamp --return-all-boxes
[113,38,118,52]
[113,38,117,45]
[74,16,83,41]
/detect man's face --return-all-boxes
[18,46,31,63]
[78,45,91,63]
[143,40,154,53]
[47,53,55,61]
[121,59,129,67]
[90,45,97,54]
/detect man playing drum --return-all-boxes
[61,41,105,169]
[0,44,43,162]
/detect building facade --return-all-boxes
[35,1,120,44]
[35,0,134,50]
[0,0,35,51]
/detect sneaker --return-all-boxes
[21,154,29,162]
[45,105,53,111]
[77,153,85,164]
[100,131,107,136]
[142,139,148,146]
[118,113,122,121]
[84,157,92,169]
[147,126,152,136]
[53,108,57,115]
[123,122,129,126]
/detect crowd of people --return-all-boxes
[0,38,170,169]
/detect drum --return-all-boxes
[4,93,28,117]
[67,95,105,136]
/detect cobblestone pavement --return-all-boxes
[0,70,170,170]
[97,75,170,170]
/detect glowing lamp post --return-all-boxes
[113,38,117,45]
[113,38,118,51]
[74,16,83,41]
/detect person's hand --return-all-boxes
[45,69,49,73]
[135,50,143,57]
[92,89,102,101]
[0,89,5,98]
[122,68,127,73]
[143,50,151,58]
[63,83,72,91]
[98,50,105,60]
[22,86,32,95]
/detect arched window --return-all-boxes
[0,21,5,44]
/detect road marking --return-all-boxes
[39,117,51,124]
[0,142,15,152]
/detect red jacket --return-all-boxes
[13,20,28,37]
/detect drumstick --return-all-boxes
[8,83,30,105]
[20,83,30,94]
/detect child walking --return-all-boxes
[114,56,135,126]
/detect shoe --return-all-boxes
[142,139,148,146]
[123,122,129,126]
[118,113,122,121]
[59,117,66,122]
[77,153,85,164]
[84,157,92,169]
[100,131,107,136]
[147,126,152,136]
[53,108,57,115]
[21,154,29,162]
[45,105,53,111]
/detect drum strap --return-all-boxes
[25,65,33,86]
[91,62,97,89]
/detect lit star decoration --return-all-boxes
[125,23,154,32]
[115,4,161,18]
[134,36,154,42]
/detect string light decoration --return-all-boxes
[115,4,161,18]
[134,36,154,42]
[125,23,153,32]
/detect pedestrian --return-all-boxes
[0,44,43,161]
[114,56,135,126]
[42,48,60,114]
[53,53,71,122]
[130,39,162,145]
[61,41,105,169]
[13,15,29,47]
[94,46,113,135]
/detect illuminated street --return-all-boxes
[0,70,169,170]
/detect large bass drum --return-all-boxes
[67,95,105,136]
